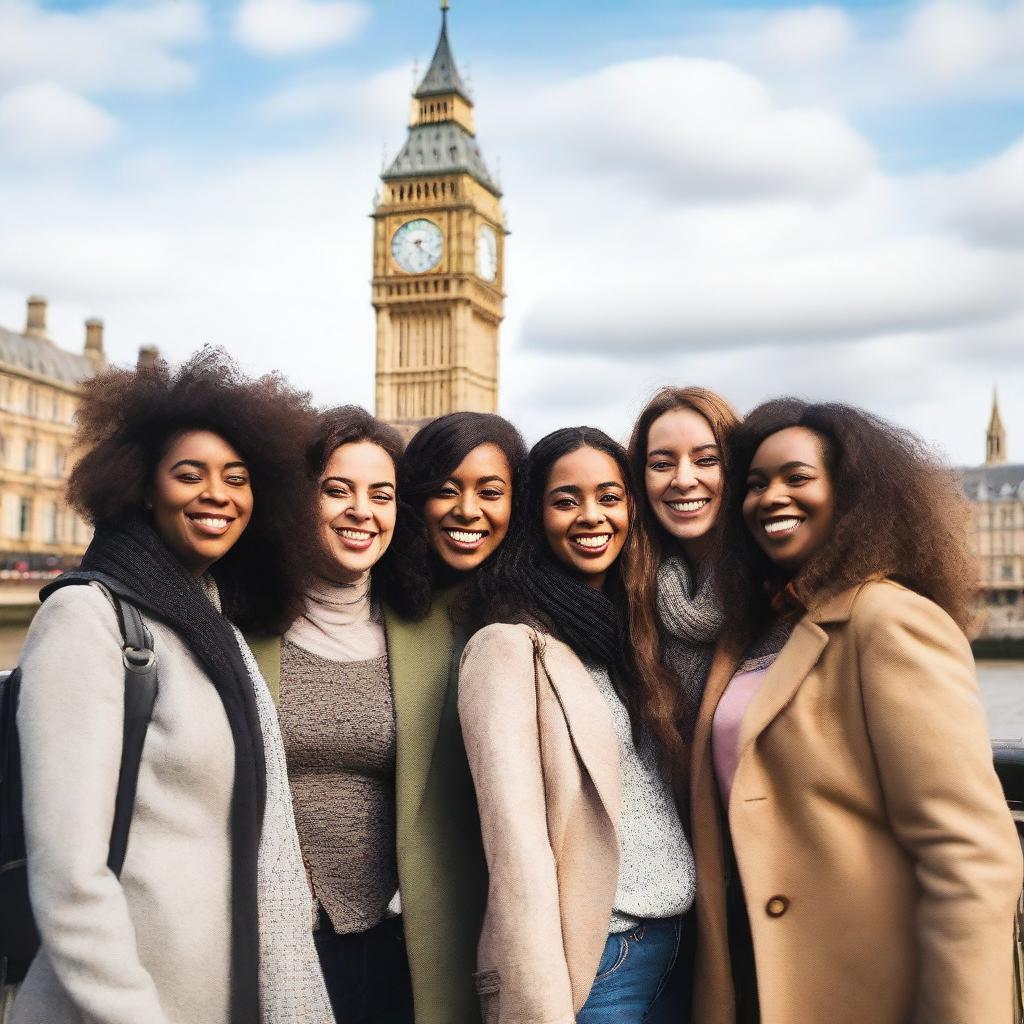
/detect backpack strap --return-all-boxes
[40,572,158,877]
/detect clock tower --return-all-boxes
[372,2,505,428]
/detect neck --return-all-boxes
[680,531,712,565]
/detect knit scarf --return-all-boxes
[80,513,265,1024]
[656,554,724,735]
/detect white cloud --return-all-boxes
[0,0,206,96]
[757,6,854,64]
[234,0,370,57]
[522,58,874,202]
[0,82,118,161]
[948,135,1024,247]
[258,64,410,125]
[906,0,1002,78]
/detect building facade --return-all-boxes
[962,392,1024,640]
[372,2,506,432]
[0,296,100,573]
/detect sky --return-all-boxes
[0,0,1021,466]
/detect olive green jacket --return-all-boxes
[247,588,486,1024]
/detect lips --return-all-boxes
[570,533,612,556]
[666,497,711,516]
[334,526,377,551]
[185,512,235,537]
[762,516,804,536]
[442,527,488,551]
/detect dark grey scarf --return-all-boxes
[656,554,724,736]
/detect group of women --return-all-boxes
[7,347,1022,1024]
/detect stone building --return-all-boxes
[962,391,1024,639]
[372,1,506,434]
[0,296,99,573]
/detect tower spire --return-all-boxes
[986,387,1007,466]
[415,1,469,102]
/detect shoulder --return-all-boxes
[25,582,120,646]
[463,621,541,660]
[848,578,970,657]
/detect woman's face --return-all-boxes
[742,427,834,574]
[151,429,253,577]
[645,407,723,559]
[423,442,513,572]
[543,445,630,591]
[319,441,397,583]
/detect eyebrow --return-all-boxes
[322,476,395,489]
[169,459,247,472]
[548,481,624,497]
[648,443,719,458]
[748,460,817,475]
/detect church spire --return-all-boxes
[986,387,1007,466]
[415,2,471,103]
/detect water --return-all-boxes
[0,622,1021,738]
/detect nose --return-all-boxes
[346,493,372,522]
[201,479,230,506]
[671,459,697,493]
[759,480,790,510]
[577,498,606,528]
[453,492,481,522]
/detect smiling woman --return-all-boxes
[9,349,333,1024]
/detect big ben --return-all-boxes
[372,2,505,427]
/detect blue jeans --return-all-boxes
[577,917,685,1024]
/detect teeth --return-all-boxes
[669,499,710,513]
[573,535,610,548]
[338,529,372,540]
[446,529,485,543]
[192,516,229,527]
[764,518,802,535]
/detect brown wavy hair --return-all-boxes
[67,347,318,634]
[718,398,979,642]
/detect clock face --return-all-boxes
[391,219,443,273]
[477,224,498,283]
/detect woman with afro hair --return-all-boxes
[10,349,334,1024]
[689,399,1022,1024]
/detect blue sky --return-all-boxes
[1,0,1022,463]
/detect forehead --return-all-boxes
[449,442,511,481]
[547,446,624,488]
[324,440,395,481]
[751,427,826,470]
[159,429,243,466]
[647,408,716,452]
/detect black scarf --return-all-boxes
[80,513,265,1024]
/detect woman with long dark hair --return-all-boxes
[690,399,1022,1024]
[12,350,332,1024]
[627,386,739,759]
[460,427,694,1024]
[388,411,528,1024]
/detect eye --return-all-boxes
[552,498,577,510]
[479,488,505,500]
[648,460,673,472]
[177,472,202,484]
[696,456,720,467]
[226,474,249,486]
[435,486,458,499]
[599,492,623,504]
[324,485,348,499]
[372,491,395,503]
[788,473,811,485]
[746,479,766,494]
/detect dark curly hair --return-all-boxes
[718,398,979,641]
[481,426,689,772]
[398,412,528,601]
[306,406,431,620]
[67,347,318,635]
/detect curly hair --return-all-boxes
[398,412,528,603]
[67,347,318,634]
[306,406,431,620]
[718,398,979,641]
[481,426,689,772]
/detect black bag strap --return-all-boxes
[41,572,158,877]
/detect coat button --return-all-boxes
[765,896,789,917]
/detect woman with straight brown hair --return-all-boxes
[627,387,739,763]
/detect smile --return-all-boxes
[667,498,710,515]
[443,528,488,550]
[334,527,377,549]
[571,534,611,554]
[762,517,803,536]
[186,513,234,537]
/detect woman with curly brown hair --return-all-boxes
[11,350,333,1024]
[690,399,1022,1024]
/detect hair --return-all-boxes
[718,398,979,641]
[482,426,688,771]
[306,405,431,619]
[398,411,528,596]
[67,347,317,634]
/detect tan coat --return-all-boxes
[458,623,621,1024]
[690,579,1023,1024]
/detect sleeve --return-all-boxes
[856,584,1023,1024]
[458,624,576,1024]
[16,585,170,1024]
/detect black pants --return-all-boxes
[314,912,415,1024]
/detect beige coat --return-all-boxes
[458,623,621,1024]
[690,579,1023,1024]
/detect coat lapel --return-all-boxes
[532,630,622,826]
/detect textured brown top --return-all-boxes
[278,640,396,935]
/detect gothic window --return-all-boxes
[19,498,32,539]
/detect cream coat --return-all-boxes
[458,623,621,1024]
[690,579,1023,1024]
